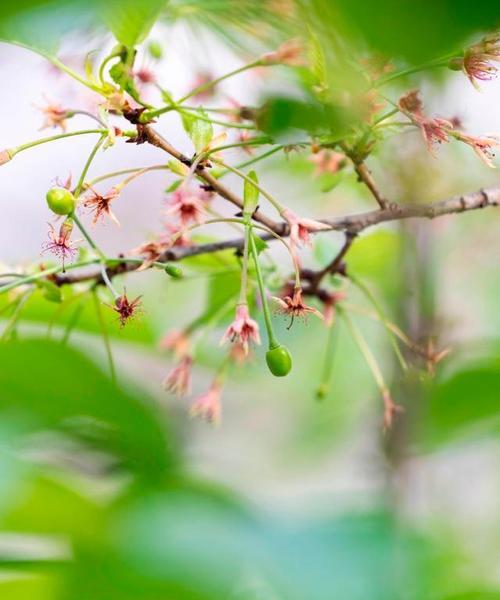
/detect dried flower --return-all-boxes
[83,186,121,225]
[164,186,211,227]
[273,287,323,328]
[41,219,78,271]
[189,380,223,424]
[454,132,499,167]
[398,90,453,155]
[131,239,169,270]
[282,208,330,248]
[309,149,345,176]
[111,292,142,327]
[462,34,500,89]
[261,39,306,67]
[163,355,193,397]
[221,304,261,355]
[159,329,190,358]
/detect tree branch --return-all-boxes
[50,186,500,288]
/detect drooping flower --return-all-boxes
[189,380,223,424]
[163,355,193,397]
[36,100,68,132]
[273,287,323,328]
[111,292,142,327]
[159,329,190,358]
[454,132,500,168]
[261,39,306,67]
[309,149,345,176]
[221,304,261,356]
[282,208,330,248]
[41,219,78,271]
[164,186,211,227]
[462,34,500,89]
[83,186,121,226]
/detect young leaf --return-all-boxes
[243,170,259,216]
[100,0,165,48]
[190,109,214,154]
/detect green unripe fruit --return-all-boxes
[164,264,183,279]
[266,344,292,377]
[46,187,76,216]
[148,41,163,60]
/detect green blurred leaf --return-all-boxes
[100,0,166,47]
[243,170,259,216]
[421,363,500,449]
[0,339,172,479]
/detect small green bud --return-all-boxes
[165,264,183,278]
[148,41,163,60]
[243,170,259,217]
[315,383,328,400]
[46,187,76,216]
[266,344,292,377]
[448,56,464,71]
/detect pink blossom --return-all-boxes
[159,329,190,358]
[282,208,330,248]
[164,186,211,227]
[189,380,223,424]
[309,150,345,176]
[41,219,78,271]
[163,356,193,397]
[454,132,499,168]
[221,304,261,355]
[463,34,500,89]
[261,39,306,67]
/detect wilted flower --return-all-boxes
[41,218,78,271]
[164,186,211,227]
[282,208,330,248]
[111,292,142,327]
[159,329,190,358]
[131,239,170,270]
[273,287,323,328]
[398,90,453,155]
[454,132,499,167]
[36,100,68,132]
[189,380,223,424]
[221,303,261,355]
[309,149,345,176]
[462,34,500,89]
[229,341,251,366]
[83,186,121,225]
[163,355,193,397]
[261,39,306,67]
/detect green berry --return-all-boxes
[148,41,163,60]
[46,187,76,216]
[266,344,292,377]
[165,264,183,278]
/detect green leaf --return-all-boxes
[100,0,166,47]
[252,232,268,255]
[190,109,214,154]
[243,170,259,216]
[36,279,62,304]
[0,339,173,479]
[421,364,500,449]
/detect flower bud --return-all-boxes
[46,187,76,215]
[165,264,183,278]
[266,344,292,377]
[0,149,11,166]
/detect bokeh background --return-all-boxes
[1,1,500,598]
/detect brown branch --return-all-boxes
[138,124,283,232]
[352,161,389,210]
[52,186,500,288]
